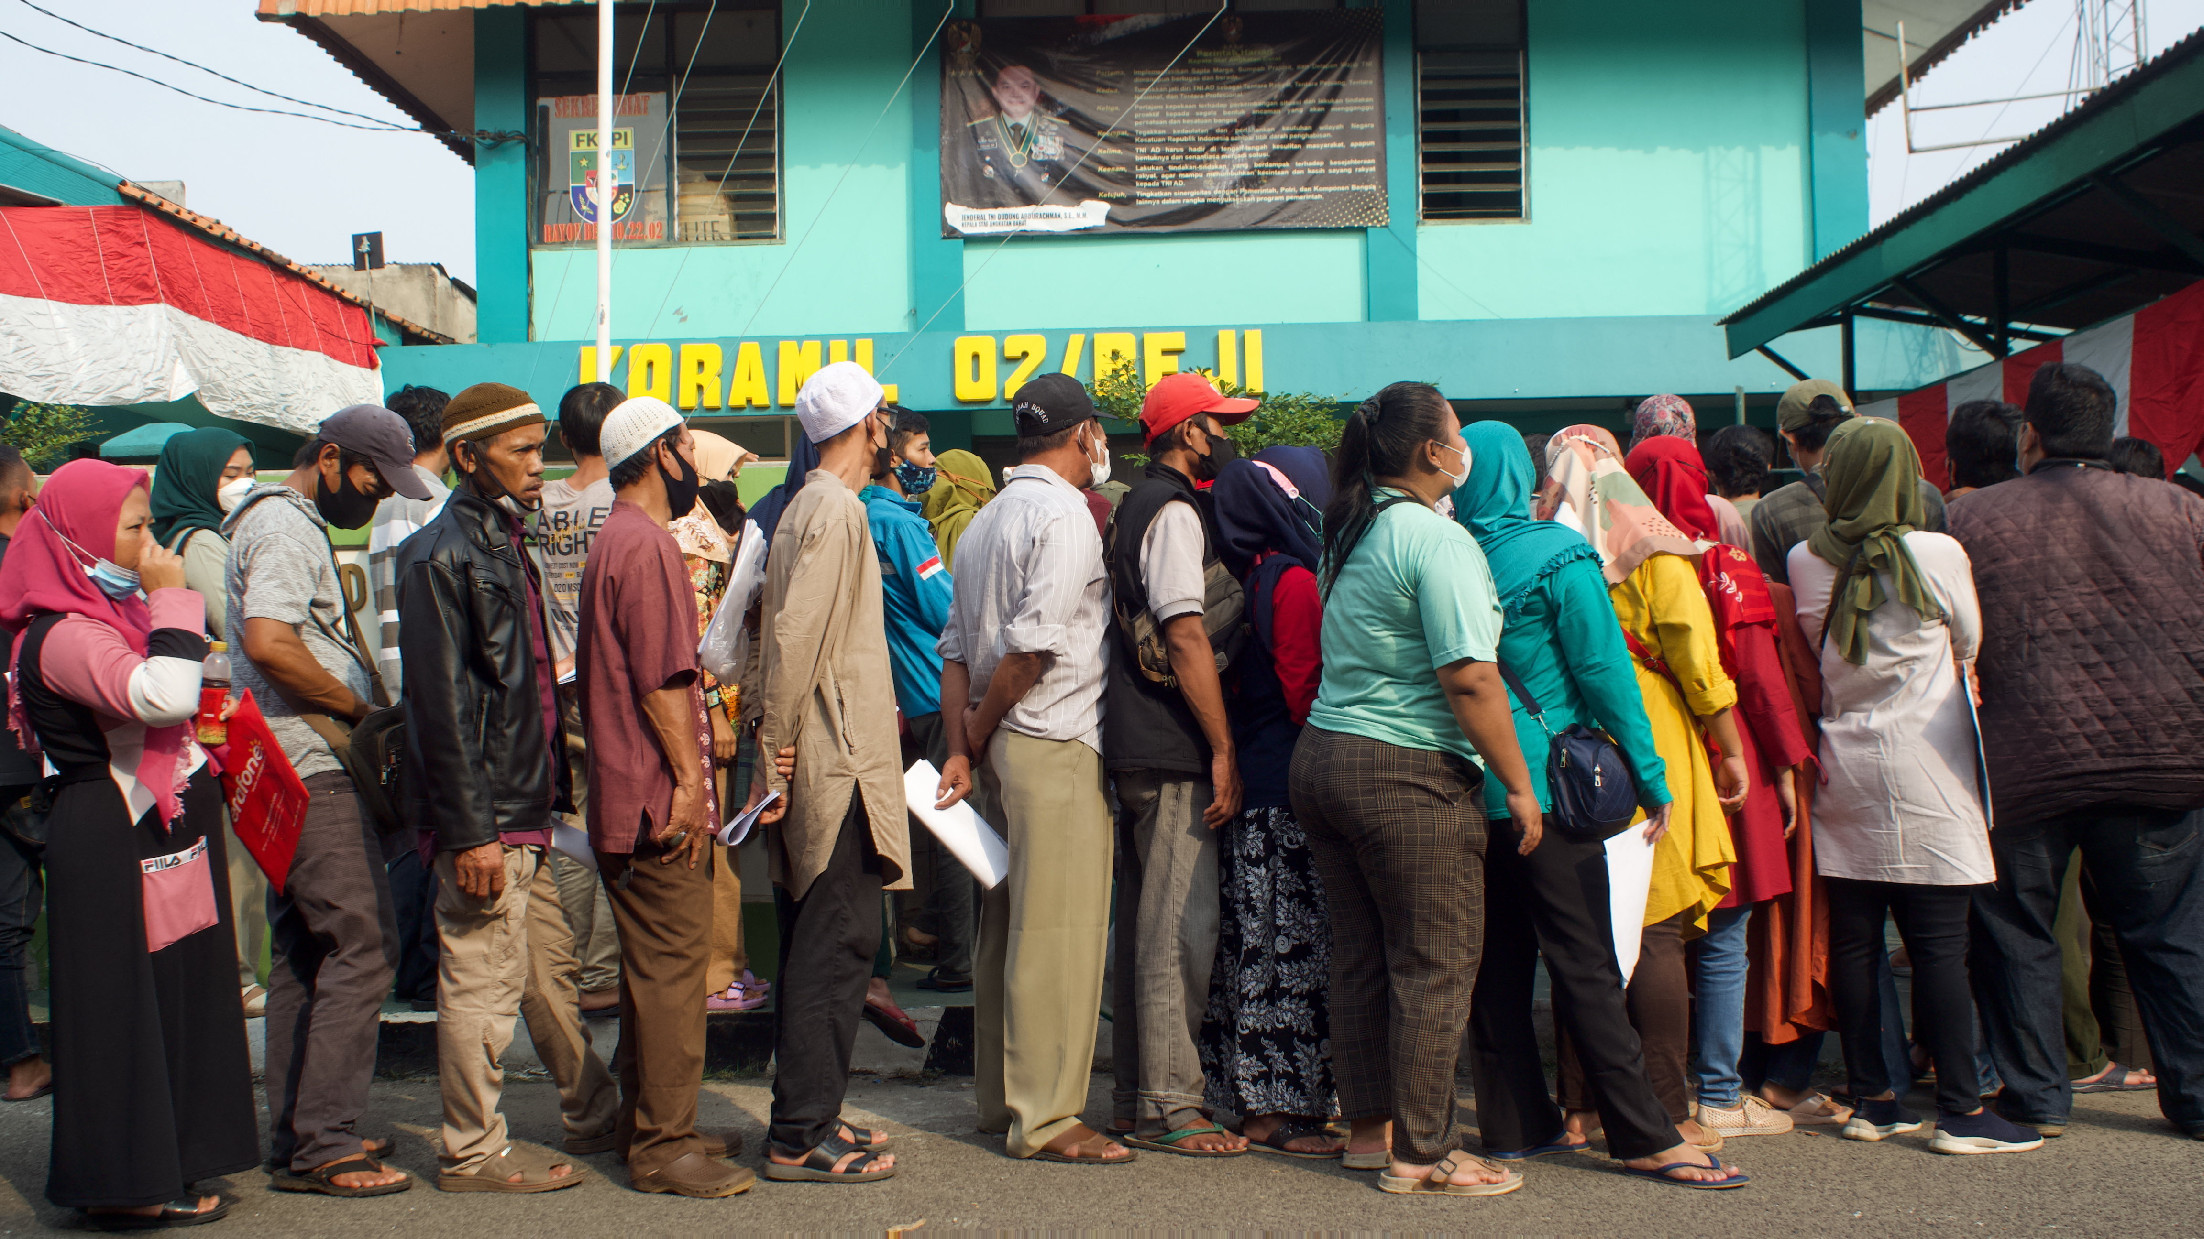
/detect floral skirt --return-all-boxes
[1199,804,1337,1119]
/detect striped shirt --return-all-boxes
[936,464,1112,754]
[368,464,450,692]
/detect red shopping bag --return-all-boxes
[216,691,308,893]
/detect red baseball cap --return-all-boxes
[1139,372,1259,444]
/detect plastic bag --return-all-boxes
[699,520,768,684]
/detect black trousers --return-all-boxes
[385,848,440,1004]
[768,790,883,1156]
[1827,876,1983,1115]
[1470,827,1679,1160]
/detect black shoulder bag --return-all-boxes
[1494,662,1641,842]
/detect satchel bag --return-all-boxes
[1102,495,1248,690]
[1494,662,1641,842]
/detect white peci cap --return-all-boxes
[795,361,885,445]
[601,396,685,469]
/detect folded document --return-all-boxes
[902,760,1009,889]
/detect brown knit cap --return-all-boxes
[441,382,545,443]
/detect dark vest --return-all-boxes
[1103,463,1216,774]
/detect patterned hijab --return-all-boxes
[1628,394,1697,453]
[1539,424,1700,585]
[1807,418,1942,665]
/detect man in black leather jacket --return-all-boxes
[396,382,616,1192]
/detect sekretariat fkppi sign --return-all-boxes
[577,326,1270,412]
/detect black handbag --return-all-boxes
[1495,662,1641,842]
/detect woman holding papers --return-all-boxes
[0,460,257,1225]
[1202,458,1341,1158]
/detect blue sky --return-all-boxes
[3,1,2200,288]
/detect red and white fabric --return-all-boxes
[0,205,381,434]
[1861,278,2204,487]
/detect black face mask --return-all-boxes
[315,464,379,529]
[1194,431,1237,482]
[659,447,701,520]
[700,479,745,536]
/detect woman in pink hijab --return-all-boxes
[0,459,257,1226]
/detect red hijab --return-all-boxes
[1625,437,1776,647]
[0,460,195,827]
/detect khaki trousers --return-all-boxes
[433,844,619,1173]
[596,835,714,1177]
[976,730,1114,1158]
[704,843,749,994]
[550,848,620,994]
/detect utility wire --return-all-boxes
[11,0,400,127]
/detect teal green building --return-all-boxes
[265,0,1985,457]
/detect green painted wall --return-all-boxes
[476,7,533,344]
[530,0,915,341]
[0,125,127,206]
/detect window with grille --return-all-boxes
[530,3,781,247]
[1416,0,1524,222]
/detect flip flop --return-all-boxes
[1487,1133,1591,1160]
[1123,1123,1248,1157]
[2,1082,51,1102]
[79,1196,232,1231]
[761,1131,895,1183]
[1342,1150,1391,1171]
[1377,1150,1524,1196]
[862,997,926,1048]
[1781,1091,1854,1126]
[1031,1125,1137,1165]
[1621,1149,1750,1190]
[271,1154,413,1197]
[2073,1063,2157,1093]
[1245,1120,1342,1159]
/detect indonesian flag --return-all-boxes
[0,205,381,434]
[1862,278,2204,486]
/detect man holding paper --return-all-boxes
[934,373,1128,1165]
[747,362,911,1184]
[396,382,616,1192]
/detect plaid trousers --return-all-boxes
[1289,725,1488,1163]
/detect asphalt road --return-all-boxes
[0,1071,2191,1236]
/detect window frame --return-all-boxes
[1414,0,1528,226]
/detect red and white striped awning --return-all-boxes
[0,205,382,434]
[1865,278,2204,486]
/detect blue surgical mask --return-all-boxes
[88,558,142,599]
[893,460,938,495]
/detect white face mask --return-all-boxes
[1087,426,1112,488]
[1433,439,1472,491]
[216,475,255,514]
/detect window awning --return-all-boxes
[1863,1,2028,117]
[1720,27,2204,372]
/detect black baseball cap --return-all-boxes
[317,403,434,500]
[1011,373,1096,437]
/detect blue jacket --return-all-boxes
[860,485,953,718]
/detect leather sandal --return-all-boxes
[437,1142,587,1193]
[629,1151,756,1198]
[607,1128,746,1161]
[1031,1124,1136,1164]
[270,1154,413,1197]
[762,1130,895,1183]
[1378,1150,1525,1197]
[79,1196,232,1231]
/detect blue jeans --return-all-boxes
[1971,807,2204,1132]
[1742,1030,1826,1094]
[0,789,43,1069]
[1689,904,1751,1107]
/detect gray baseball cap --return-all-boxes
[317,403,433,500]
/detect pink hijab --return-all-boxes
[0,459,192,825]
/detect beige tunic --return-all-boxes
[758,470,910,897]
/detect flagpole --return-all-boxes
[595,0,613,376]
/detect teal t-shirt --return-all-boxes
[1308,491,1504,766]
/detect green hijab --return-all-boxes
[1805,418,1943,665]
[150,427,252,547]
[922,449,996,570]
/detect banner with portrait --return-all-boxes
[938,11,1386,237]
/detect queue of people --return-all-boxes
[1,359,2202,1226]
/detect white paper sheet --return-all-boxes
[551,821,597,872]
[717,790,778,847]
[902,760,1009,889]
[1604,823,1658,985]
[698,521,768,683]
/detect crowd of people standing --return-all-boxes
[0,355,2201,1224]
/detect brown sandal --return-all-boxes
[271,1154,413,1197]
[1031,1124,1137,1164]
[437,1142,588,1193]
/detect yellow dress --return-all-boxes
[1609,553,1738,935]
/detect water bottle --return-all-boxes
[197,640,230,747]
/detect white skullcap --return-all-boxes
[600,396,684,469]
[795,361,885,445]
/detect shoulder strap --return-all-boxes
[1493,659,1541,716]
[164,527,200,554]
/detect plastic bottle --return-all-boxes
[197,640,230,747]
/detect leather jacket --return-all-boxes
[395,485,571,853]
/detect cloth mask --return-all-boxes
[893,460,937,496]
[315,466,379,529]
[1194,432,1237,482]
[215,475,255,515]
[660,449,701,520]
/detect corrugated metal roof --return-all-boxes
[1719,23,2204,343]
[113,180,455,345]
[257,0,581,15]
